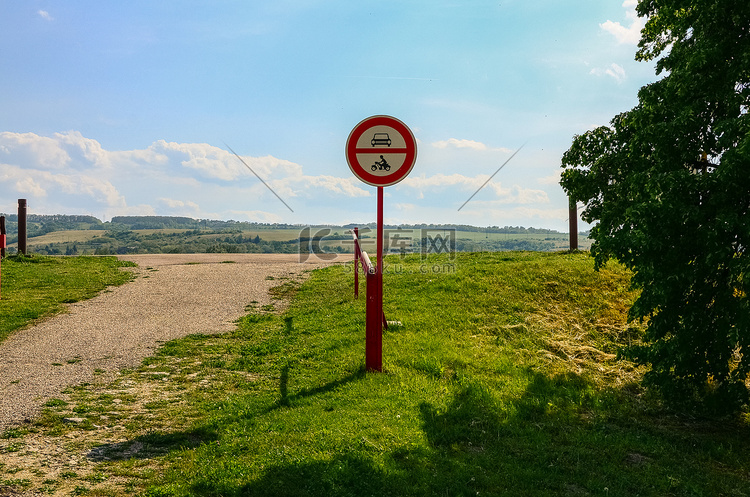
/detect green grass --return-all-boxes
[21,227,305,247]
[7,251,750,496]
[19,226,591,255]
[451,230,592,249]
[17,229,104,245]
[0,254,136,344]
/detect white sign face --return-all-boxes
[346,116,417,187]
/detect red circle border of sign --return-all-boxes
[346,115,417,187]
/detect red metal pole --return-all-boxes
[365,268,379,371]
[353,227,359,299]
[377,187,385,335]
[368,187,384,371]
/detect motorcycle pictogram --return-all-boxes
[371,155,391,171]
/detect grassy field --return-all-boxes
[2,251,749,496]
[15,228,305,247]
[19,230,104,245]
[22,229,199,245]
[451,230,592,250]
[16,227,590,255]
[0,255,135,344]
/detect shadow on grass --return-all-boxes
[86,368,365,466]
[184,371,750,497]
[270,366,366,410]
[86,425,219,462]
[202,454,405,497]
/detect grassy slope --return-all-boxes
[4,252,749,496]
[59,252,749,496]
[0,255,135,344]
[24,229,195,245]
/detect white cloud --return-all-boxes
[75,174,125,206]
[150,141,303,182]
[56,131,112,168]
[150,141,245,181]
[509,185,549,205]
[0,131,379,220]
[432,138,488,151]
[458,205,569,222]
[111,204,158,218]
[0,163,126,207]
[401,173,481,190]
[287,175,370,198]
[393,203,416,213]
[590,63,627,83]
[15,176,47,197]
[0,131,117,171]
[227,210,284,223]
[0,131,70,169]
[159,198,199,209]
[0,130,563,228]
[399,173,549,206]
[431,138,511,153]
[538,170,562,185]
[599,0,644,45]
[158,198,201,217]
[37,10,54,21]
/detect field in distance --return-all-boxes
[1,214,591,255]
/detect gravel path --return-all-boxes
[0,253,341,434]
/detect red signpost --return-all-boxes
[346,115,417,372]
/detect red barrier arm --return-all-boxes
[351,227,386,372]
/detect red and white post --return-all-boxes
[345,115,417,373]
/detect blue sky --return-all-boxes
[0,0,656,231]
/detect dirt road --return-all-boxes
[0,253,341,433]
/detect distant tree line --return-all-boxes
[109,216,314,231]
[1,214,573,255]
[0,213,103,243]
[355,222,561,235]
[1,214,569,236]
[26,229,303,256]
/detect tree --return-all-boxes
[561,0,750,412]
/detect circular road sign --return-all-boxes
[346,115,417,187]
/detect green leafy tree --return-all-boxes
[561,0,750,412]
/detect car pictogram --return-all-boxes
[371,133,391,147]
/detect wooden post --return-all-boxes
[0,215,4,299]
[18,199,27,256]
[0,215,6,258]
[569,197,578,251]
